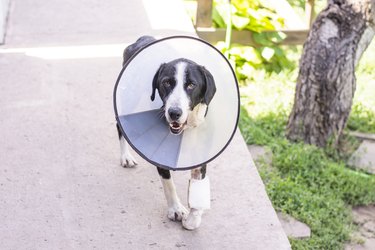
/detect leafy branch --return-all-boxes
[213,0,293,80]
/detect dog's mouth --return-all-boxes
[169,122,185,135]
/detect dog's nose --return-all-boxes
[168,107,182,121]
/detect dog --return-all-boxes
[117,36,216,230]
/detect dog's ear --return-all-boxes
[151,63,165,101]
[201,67,216,105]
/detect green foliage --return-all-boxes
[271,141,375,206]
[239,106,287,145]
[268,177,352,250]
[240,107,375,249]
[347,102,375,134]
[213,0,284,32]
[212,0,293,79]
[348,41,375,134]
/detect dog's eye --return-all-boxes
[186,83,196,90]
[162,80,171,87]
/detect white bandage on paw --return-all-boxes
[188,176,211,210]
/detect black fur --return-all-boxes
[123,36,156,67]
[200,164,207,179]
[157,167,171,179]
[150,58,216,110]
[200,67,216,106]
[116,123,122,139]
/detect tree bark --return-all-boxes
[287,0,375,147]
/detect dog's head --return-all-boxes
[151,58,216,135]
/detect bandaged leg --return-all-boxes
[188,177,211,210]
[182,166,210,230]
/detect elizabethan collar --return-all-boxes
[114,36,239,170]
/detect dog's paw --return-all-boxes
[182,208,203,230]
[167,203,189,222]
[120,153,138,168]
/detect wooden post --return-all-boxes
[196,0,213,28]
[0,0,11,44]
[305,0,315,28]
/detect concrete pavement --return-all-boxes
[0,0,290,249]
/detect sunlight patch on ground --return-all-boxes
[142,0,194,32]
[240,71,297,117]
[0,43,128,59]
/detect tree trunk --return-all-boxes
[287,0,375,147]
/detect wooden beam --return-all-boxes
[195,0,314,45]
[349,131,375,141]
[196,0,213,28]
[196,28,309,46]
[305,0,315,28]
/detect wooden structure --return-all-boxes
[195,0,316,46]
[0,0,11,44]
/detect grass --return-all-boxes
[238,40,375,249]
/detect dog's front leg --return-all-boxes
[183,165,210,230]
[117,123,137,168]
[157,167,188,221]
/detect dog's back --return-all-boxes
[122,36,156,66]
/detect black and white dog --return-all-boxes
[117,36,216,230]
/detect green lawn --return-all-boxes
[238,40,375,249]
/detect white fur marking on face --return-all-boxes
[187,103,208,128]
[165,62,190,123]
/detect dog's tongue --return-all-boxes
[169,122,183,134]
[172,122,180,128]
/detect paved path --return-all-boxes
[346,205,375,250]
[347,137,375,249]
[0,0,290,249]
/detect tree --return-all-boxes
[287,0,375,147]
